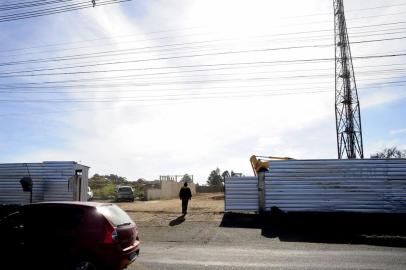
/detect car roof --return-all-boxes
[25,201,112,209]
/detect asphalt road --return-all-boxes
[127,212,406,270]
[131,242,406,270]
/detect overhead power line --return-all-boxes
[0,0,74,12]
[1,75,405,105]
[1,6,406,53]
[3,79,405,95]
[0,27,405,68]
[1,67,406,91]
[286,2,406,19]
[2,24,405,61]
[0,90,334,103]
[1,50,405,78]
[0,0,131,22]
[0,77,403,98]
[0,43,332,67]
[1,83,405,104]
[1,26,404,69]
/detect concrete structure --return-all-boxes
[0,161,89,204]
[160,174,194,182]
[144,180,196,201]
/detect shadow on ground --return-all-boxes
[220,212,406,247]
[169,215,186,226]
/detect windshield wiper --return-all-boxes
[117,222,132,227]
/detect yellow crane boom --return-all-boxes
[250,155,293,176]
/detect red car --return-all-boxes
[0,202,140,270]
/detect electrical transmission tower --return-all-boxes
[334,0,364,159]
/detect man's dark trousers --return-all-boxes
[182,198,189,214]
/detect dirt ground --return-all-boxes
[116,193,224,213]
[114,193,225,226]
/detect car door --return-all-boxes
[0,211,24,253]
[25,205,84,261]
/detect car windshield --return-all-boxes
[97,204,133,227]
[118,187,132,192]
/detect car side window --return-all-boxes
[26,206,84,231]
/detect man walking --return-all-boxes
[179,182,192,215]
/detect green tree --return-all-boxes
[89,173,145,200]
[106,174,127,184]
[181,174,193,183]
[371,147,406,159]
[207,168,223,186]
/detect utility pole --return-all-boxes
[334,0,364,159]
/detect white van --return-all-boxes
[87,187,94,201]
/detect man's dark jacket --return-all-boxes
[179,187,192,200]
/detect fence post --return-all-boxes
[258,172,265,213]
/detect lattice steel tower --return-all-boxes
[334,0,364,159]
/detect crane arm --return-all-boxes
[250,155,293,176]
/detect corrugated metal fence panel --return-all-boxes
[265,159,406,213]
[0,163,44,204]
[42,161,75,201]
[0,162,88,204]
[225,177,258,211]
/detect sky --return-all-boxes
[0,0,405,183]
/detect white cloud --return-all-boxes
[365,139,404,157]
[390,128,406,135]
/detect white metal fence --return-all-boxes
[0,161,89,204]
[224,176,258,211]
[225,159,406,213]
